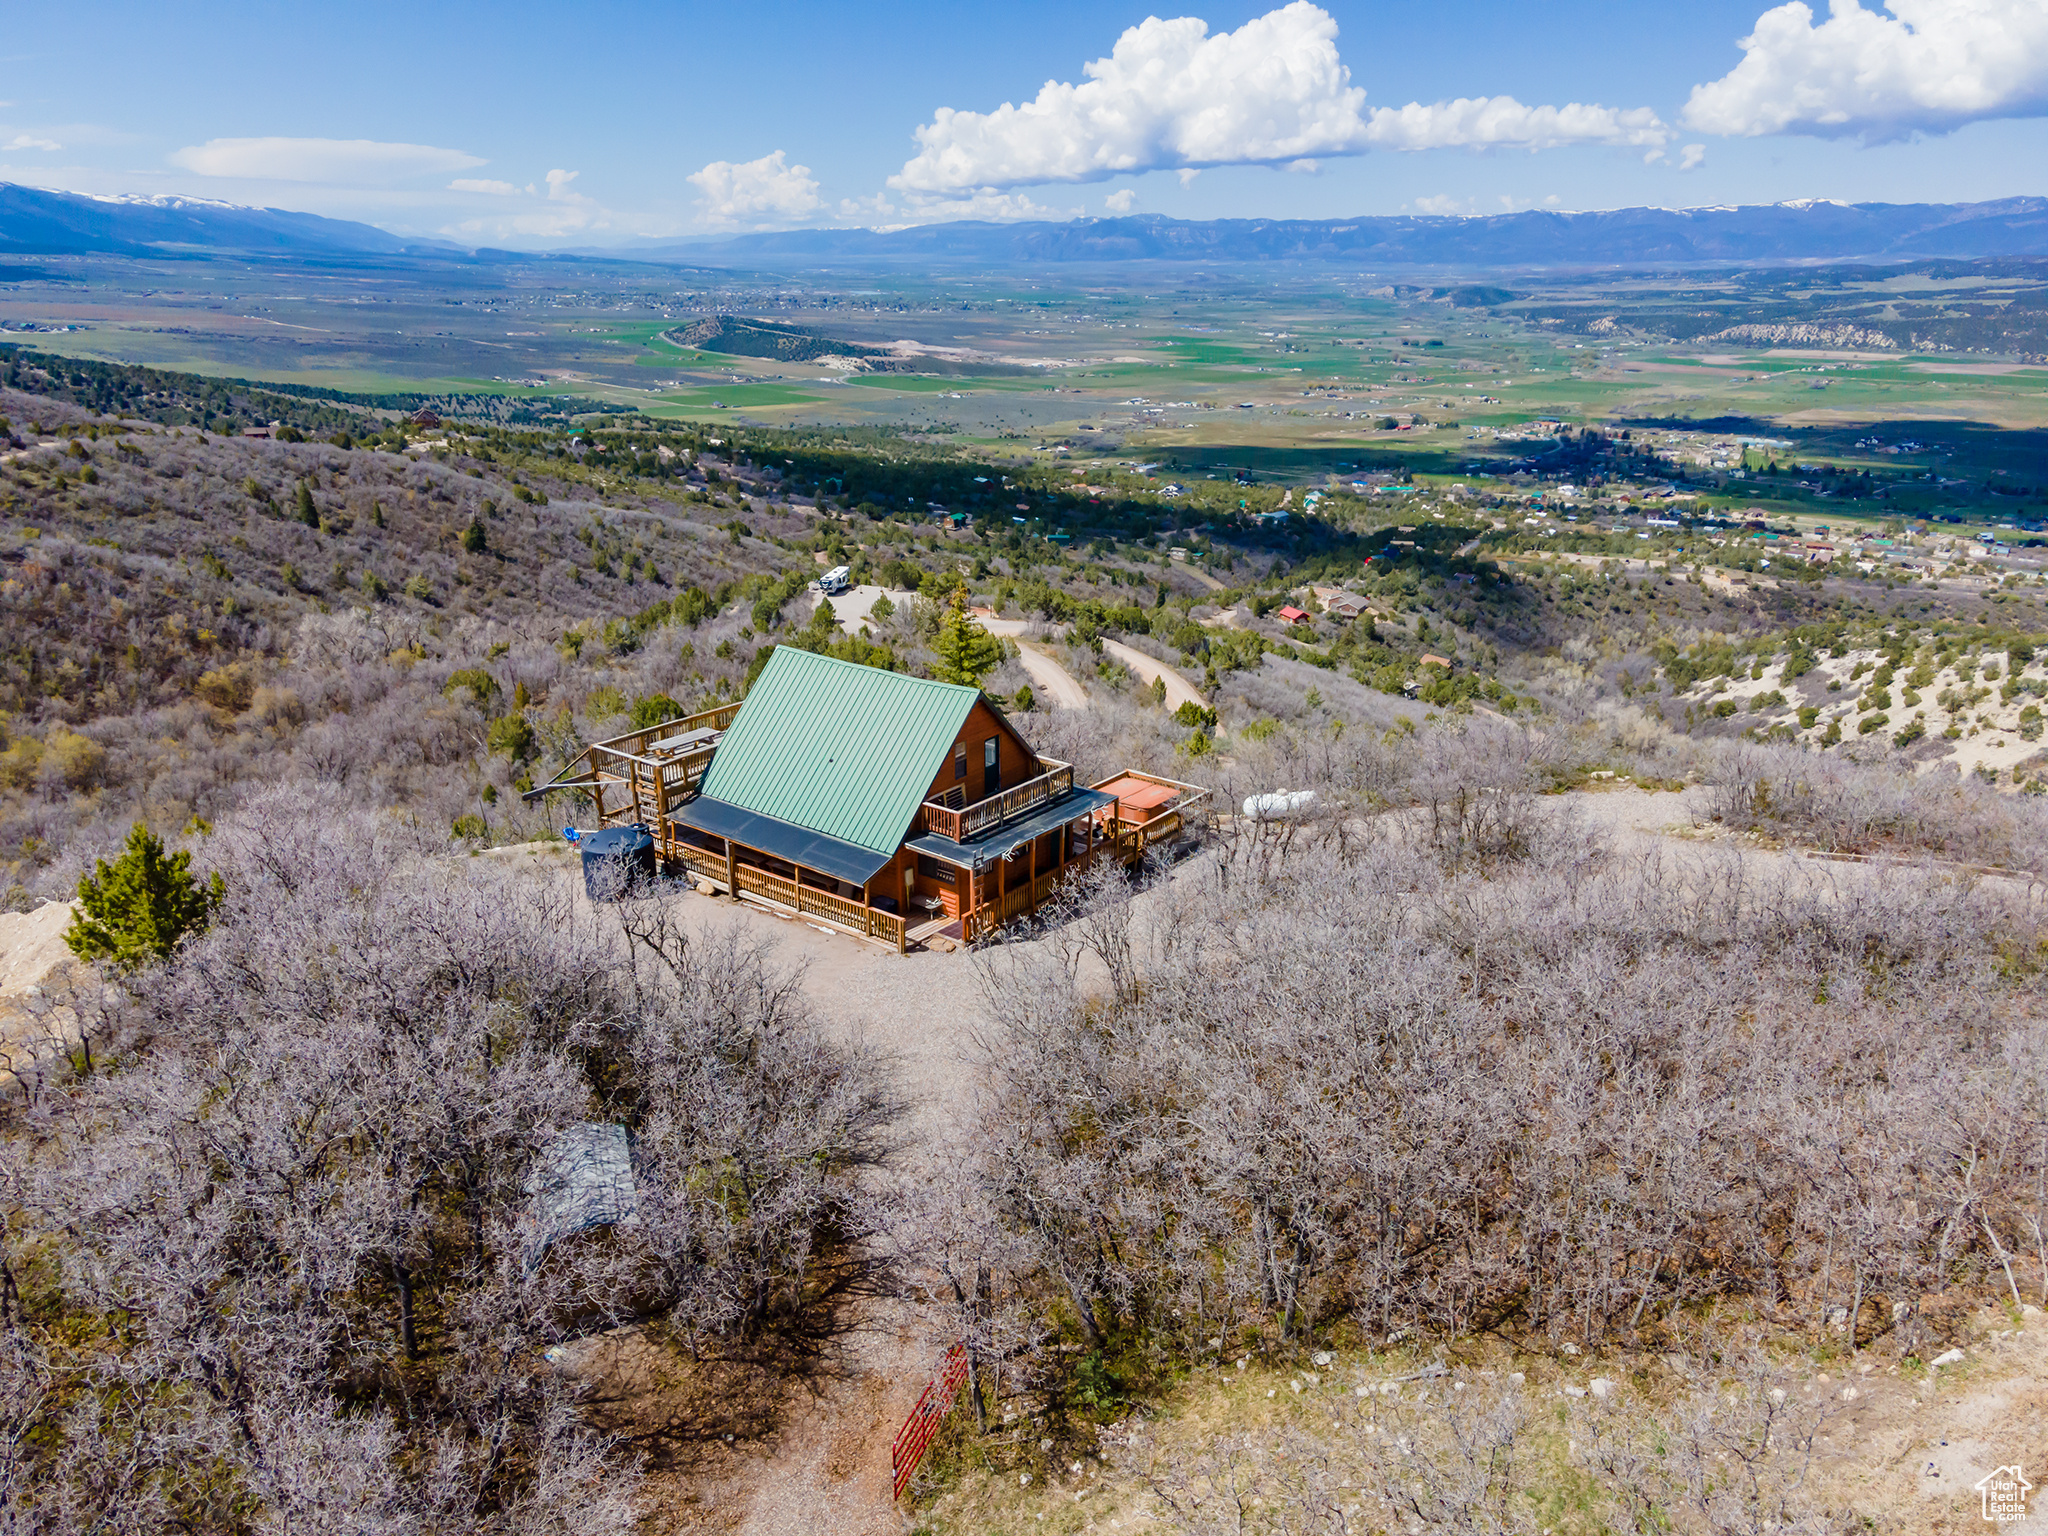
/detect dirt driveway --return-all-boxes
[494,839,1184,1536]
[1013,641,1089,709]
[1102,638,1207,711]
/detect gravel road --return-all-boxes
[1102,638,1208,711]
[1013,640,1089,709]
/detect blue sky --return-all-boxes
[2,0,2044,244]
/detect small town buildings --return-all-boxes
[529,647,1203,949]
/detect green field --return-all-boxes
[843,375,1036,395]
[3,250,2043,523]
[645,383,828,412]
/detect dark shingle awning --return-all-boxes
[904,787,1117,873]
[673,796,896,887]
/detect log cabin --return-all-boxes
[527,646,1205,949]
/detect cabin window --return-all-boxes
[954,742,967,781]
[916,854,957,885]
[984,736,1000,794]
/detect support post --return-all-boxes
[724,839,737,896]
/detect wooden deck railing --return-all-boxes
[673,843,728,883]
[731,864,907,951]
[590,701,742,761]
[524,700,743,813]
[921,758,1075,843]
[957,800,1195,942]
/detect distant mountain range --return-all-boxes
[647,199,2048,267]
[4,180,2045,268]
[0,182,418,258]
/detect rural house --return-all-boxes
[529,647,1203,949]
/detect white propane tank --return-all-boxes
[1242,788,1317,821]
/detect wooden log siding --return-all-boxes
[921,759,1074,843]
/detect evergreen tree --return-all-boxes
[931,591,1003,688]
[295,480,317,526]
[462,515,487,554]
[65,824,224,971]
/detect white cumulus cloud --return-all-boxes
[1361,97,1668,151]
[1684,0,2048,138]
[1104,188,1139,212]
[891,2,1667,195]
[439,168,609,242]
[907,189,1081,222]
[1680,143,1709,170]
[687,150,822,227]
[831,186,1081,227]
[3,134,61,152]
[169,137,484,182]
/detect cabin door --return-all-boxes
[903,866,915,909]
[984,736,1000,796]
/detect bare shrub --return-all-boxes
[2,783,898,1526]
[1112,1348,1842,1536]
[954,823,2048,1369]
[1702,739,2048,872]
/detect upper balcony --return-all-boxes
[920,757,1075,843]
[520,700,742,811]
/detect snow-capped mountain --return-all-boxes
[1,182,418,258]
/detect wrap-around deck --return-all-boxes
[526,650,1208,950]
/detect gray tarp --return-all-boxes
[523,1122,639,1270]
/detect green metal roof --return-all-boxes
[698,648,980,857]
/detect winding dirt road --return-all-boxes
[1014,641,1089,709]
[1102,638,1208,711]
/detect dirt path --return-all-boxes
[1013,640,1089,710]
[818,584,919,632]
[0,901,83,1086]
[491,841,1171,1534]
[1812,1306,2048,1531]
[977,618,1092,711]
[1102,638,1207,711]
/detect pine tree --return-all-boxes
[65,824,224,971]
[931,592,1003,688]
[295,480,317,526]
[461,515,487,554]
